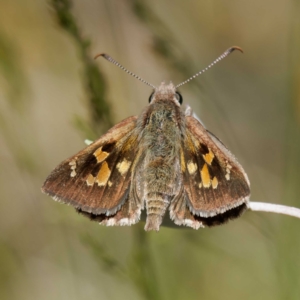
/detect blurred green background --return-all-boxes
[1,0,300,299]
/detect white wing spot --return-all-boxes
[69,158,77,177]
[225,161,232,181]
[187,161,198,174]
[116,158,131,176]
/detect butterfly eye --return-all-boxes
[175,92,183,105]
[148,92,154,103]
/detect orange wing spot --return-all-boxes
[180,148,186,171]
[200,163,211,188]
[86,174,95,186]
[96,162,111,186]
[93,147,109,163]
[212,176,218,189]
[203,149,214,165]
[122,134,138,152]
[186,134,196,153]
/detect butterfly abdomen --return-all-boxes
[143,156,180,231]
[139,100,184,231]
[144,191,170,231]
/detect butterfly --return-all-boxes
[42,47,250,231]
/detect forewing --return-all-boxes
[42,116,139,216]
[182,116,250,219]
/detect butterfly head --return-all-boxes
[148,82,183,106]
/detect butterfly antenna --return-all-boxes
[95,53,157,89]
[176,46,243,88]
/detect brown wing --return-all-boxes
[181,116,250,220]
[42,116,140,216]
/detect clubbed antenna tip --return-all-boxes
[229,46,244,53]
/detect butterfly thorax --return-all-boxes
[136,90,185,231]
